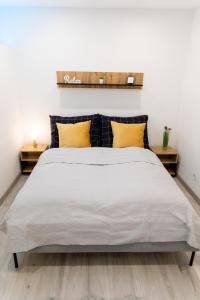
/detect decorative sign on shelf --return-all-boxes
[57,71,144,89]
[64,75,82,84]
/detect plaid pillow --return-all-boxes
[100,115,149,148]
[50,114,101,148]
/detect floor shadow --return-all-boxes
[8,251,194,273]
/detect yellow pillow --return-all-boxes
[111,121,145,148]
[56,121,91,148]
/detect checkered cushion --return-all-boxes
[100,115,149,148]
[50,114,101,148]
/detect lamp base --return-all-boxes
[32,140,38,148]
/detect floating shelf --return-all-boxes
[57,83,143,89]
[57,71,144,89]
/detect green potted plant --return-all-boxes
[163,126,172,150]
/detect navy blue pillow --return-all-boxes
[100,115,149,148]
[50,114,101,148]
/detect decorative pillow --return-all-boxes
[111,121,145,148]
[57,121,91,148]
[50,114,101,148]
[100,115,149,148]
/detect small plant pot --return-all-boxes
[99,78,104,84]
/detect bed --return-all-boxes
[1,147,200,268]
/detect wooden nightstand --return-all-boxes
[151,146,178,177]
[20,144,48,174]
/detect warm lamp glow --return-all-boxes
[32,131,38,148]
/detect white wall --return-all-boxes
[0,8,193,146]
[0,44,23,198]
[177,9,200,197]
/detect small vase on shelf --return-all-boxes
[162,126,172,150]
[99,77,104,85]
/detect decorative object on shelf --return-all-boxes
[64,74,81,84]
[57,71,144,89]
[127,75,135,85]
[99,77,104,84]
[163,126,172,150]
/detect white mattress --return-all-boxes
[1,147,200,252]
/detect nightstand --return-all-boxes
[151,146,178,177]
[20,144,48,174]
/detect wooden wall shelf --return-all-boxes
[57,83,143,89]
[56,71,144,89]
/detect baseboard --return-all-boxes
[0,173,21,206]
[177,175,200,205]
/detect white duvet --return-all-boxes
[1,147,200,252]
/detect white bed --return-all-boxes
[1,147,200,266]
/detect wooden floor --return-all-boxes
[1,176,200,300]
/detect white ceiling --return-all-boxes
[0,0,200,9]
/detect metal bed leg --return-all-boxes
[189,252,195,266]
[13,253,18,269]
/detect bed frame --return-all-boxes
[12,242,197,268]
